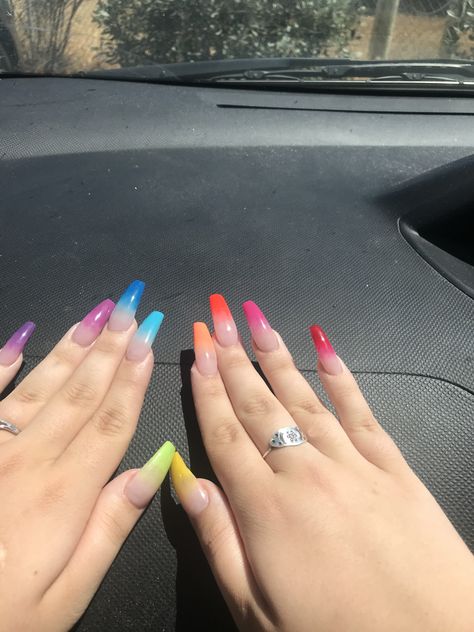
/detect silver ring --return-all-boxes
[262,426,306,459]
[0,419,21,436]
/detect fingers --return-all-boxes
[243,302,355,460]
[21,281,144,457]
[41,443,175,628]
[0,301,114,436]
[63,313,163,484]
[310,326,407,472]
[192,323,269,494]
[209,296,316,471]
[171,454,270,630]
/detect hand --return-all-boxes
[172,295,474,632]
[0,282,174,632]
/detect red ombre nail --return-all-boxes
[209,294,238,347]
[309,325,342,375]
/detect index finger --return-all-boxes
[191,322,271,495]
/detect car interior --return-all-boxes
[0,2,473,630]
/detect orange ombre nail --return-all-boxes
[193,322,217,376]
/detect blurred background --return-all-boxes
[0,0,473,74]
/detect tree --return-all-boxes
[94,0,362,67]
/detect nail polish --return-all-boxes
[193,322,217,376]
[124,441,175,509]
[72,299,115,347]
[209,294,238,347]
[0,322,36,366]
[127,311,164,361]
[242,301,279,352]
[171,452,209,517]
[309,325,342,375]
[108,280,145,332]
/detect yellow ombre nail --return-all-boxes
[125,441,175,508]
[171,453,209,517]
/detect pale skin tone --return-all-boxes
[0,315,473,631]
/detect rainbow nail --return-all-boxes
[309,325,342,376]
[127,311,164,361]
[242,301,278,352]
[72,299,115,347]
[108,280,145,332]
[0,322,36,366]
[209,294,238,347]
[171,452,209,517]
[124,441,175,509]
[193,322,217,376]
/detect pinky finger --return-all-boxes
[0,322,36,393]
[40,442,175,629]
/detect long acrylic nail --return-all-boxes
[309,325,342,375]
[127,311,164,361]
[193,322,217,376]
[0,322,36,366]
[108,280,145,332]
[124,441,175,509]
[72,299,115,347]
[242,301,279,352]
[209,294,238,347]
[171,452,209,517]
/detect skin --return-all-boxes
[183,311,474,632]
[0,313,164,631]
[0,299,473,631]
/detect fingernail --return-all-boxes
[242,301,279,352]
[124,441,175,509]
[309,325,342,375]
[0,322,36,366]
[127,311,164,361]
[171,452,209,517]
[209,294,238,347]
[193,322,217,376]
[108,280,145,332]
[72,299,115,347]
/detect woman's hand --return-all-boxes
[172,295,474,632]
[0,281,174,632]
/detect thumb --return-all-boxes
[171,453,269,629]
[41,442,175,628]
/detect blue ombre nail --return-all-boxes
[108,280,145,331]
[127,311,164,361]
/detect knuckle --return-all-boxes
[36,480,66,512]
[223,351,250,370]
[199,378,225,400]
[288,397,325,418]
[99,507,129,545]
[349,413,379,433]
[201,516,236,559]
[241,393,276,418]
[13,386,48,406]
[93,405,129,437]
[0,451,24,479]
[63,380,97,405]
[50,345,76,368]
[93,336,122,356]
[210,420,243,446]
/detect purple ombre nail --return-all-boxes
[72,299,115,347]
[0,322,36,366]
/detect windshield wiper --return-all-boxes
[86,57,474,85]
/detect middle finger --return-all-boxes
[210,294,317,471]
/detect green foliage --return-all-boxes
[94,0,362,67]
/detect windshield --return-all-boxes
[1,1,473,78]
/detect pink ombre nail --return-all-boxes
[209,294,238,347]
[0,322,36,366]
[72,299,115,347]
[309,325,342,375]
[242,301,279,352]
